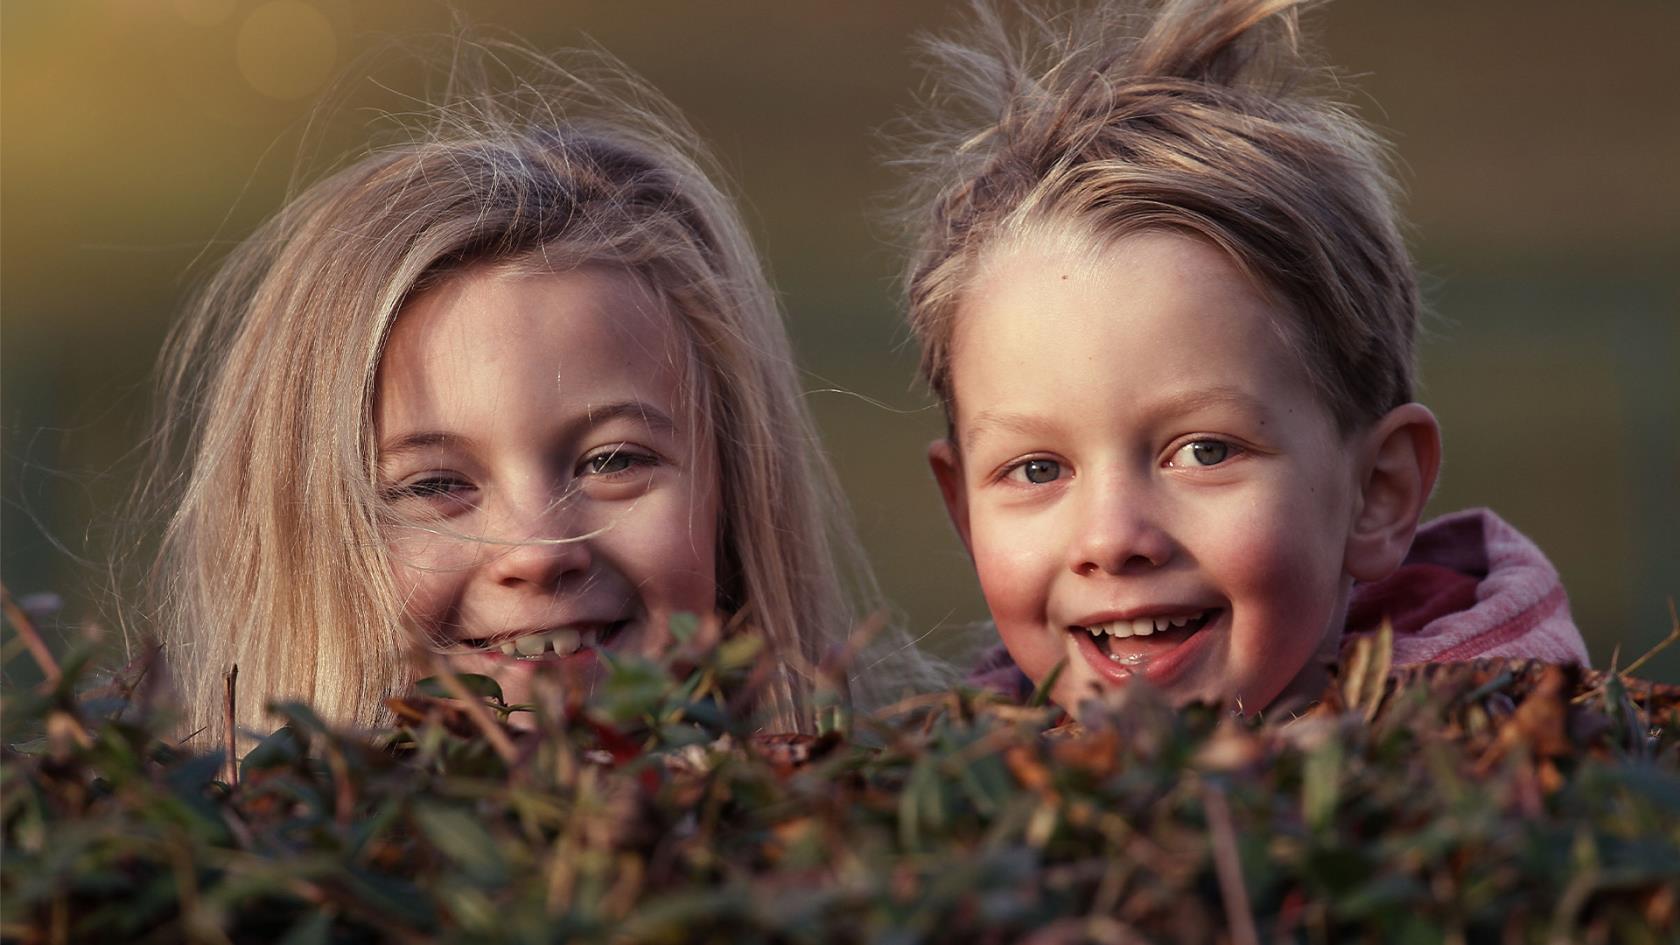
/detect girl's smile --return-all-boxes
[375,263,720,709]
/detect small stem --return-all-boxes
[1573,597,1680,705]
[223,665,239,788]
[1,582,60,687]
[1203,782,1260,945]
[423,649,520,767]
[1620,597,1680,680]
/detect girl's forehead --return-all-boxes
[375,264,696,436]
[389,263,680,359]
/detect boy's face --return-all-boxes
[931,229,1363,713]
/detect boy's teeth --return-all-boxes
[1083,611,1208,639]
[550,629,581,655]
[514,634,547,656]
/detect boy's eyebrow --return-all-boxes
[962,410,1061,451]
[377,401,679,459]
[961,386,1271,450]
[1147,386,1272,421]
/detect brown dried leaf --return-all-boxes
[1005,744,1055,796]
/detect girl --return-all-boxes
[146,46,884,746]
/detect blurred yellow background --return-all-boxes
[4,1,1677,681]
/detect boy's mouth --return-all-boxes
[1068,608,1220,668]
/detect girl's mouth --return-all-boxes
[1068,608,1222,682]
[467,620,630,662]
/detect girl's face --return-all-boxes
[375,264,719,709]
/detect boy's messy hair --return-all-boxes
[902,0,1418,433]
[146,41,889,746]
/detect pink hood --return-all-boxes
[1345,507,1589,666]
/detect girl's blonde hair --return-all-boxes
[902,0,1418,433]
[148,45,882,744]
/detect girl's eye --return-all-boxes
[385,475,473,502]
[1169,439,1237,468]
[581,447,656,478]
[1008,458,1063,485]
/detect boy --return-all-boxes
[899,0,1588,712]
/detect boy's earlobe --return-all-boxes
[1345,403,1443,583]
[927,438,973,556]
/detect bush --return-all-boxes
[4,615,1678,944]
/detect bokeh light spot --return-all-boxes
[173,0,236,27]
[236,1,337,101]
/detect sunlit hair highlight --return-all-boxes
[148,43,882,746]
[901,0,1418,433]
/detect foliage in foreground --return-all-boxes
[3,615,1679,945]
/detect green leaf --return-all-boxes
[1302,736,1343,833]
[668,611,700,643]
[1028,658,1066,708]
[276,910,332,945]
[414,673,504,702]
[412,803,507,884]
[241,725,303,774]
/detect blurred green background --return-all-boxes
[4,1,1677,683]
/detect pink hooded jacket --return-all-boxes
[968,508,1590,701]
[1343,507,1588,665]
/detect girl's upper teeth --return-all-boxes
[497,627,600,658]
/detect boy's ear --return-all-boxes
[1345,403,1443,582]
[927,438,973,557]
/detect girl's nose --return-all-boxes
[489,494,592,590]
[1068,480,1174,576]
[491,532,592,590]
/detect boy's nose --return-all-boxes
[1068,485,1174,576]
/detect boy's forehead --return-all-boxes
[949,228,1344,447]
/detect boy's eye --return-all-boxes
[1169,439,1235,468]
[1010,458,1063,484]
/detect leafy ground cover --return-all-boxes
[4,597,1678,944]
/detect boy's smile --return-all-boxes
[930,228,1367,713]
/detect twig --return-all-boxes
[1572,597,1680,706]
[1202,782,1260,945]
[224,665,240,788]
[422,649,521,767]
[1620,597,1680,679]
[1,582,61,687]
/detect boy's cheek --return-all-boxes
[970,527,1067,684]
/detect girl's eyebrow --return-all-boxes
[378,431,468,459]
[581,400,678,434]
[378,401,679,459]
